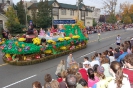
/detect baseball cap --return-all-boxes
[83,61,90,65]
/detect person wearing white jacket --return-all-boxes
[108,61,131,88]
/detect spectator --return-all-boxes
[87,68,99,87]
[83,57,89,62]
[95,52,100,61]
[108,61,131,88]
[75,72,82,82]
[83,61,90,71]
[123,54,133,85]
[44,74,52,88]
[95,66,113,88]
[98,53,102,58]
[102,51,109,59]
[96,66,105,79]
[90,55,100,68]
[132,46,133,53]
[70,63,79,75]
[77,79,88,88]
[83,57,90,68]
[117,47,128,62]
[101,56,112,77]
[50,80,59,88]
[78,63,88,83]
[66,74,77,88]
[130,37,133,46]
[56,73,63,83]
[67,53,75,68]
[60,71,68,88]
[114,48,121,59]
[108,51,115,63]
[55,60,65,76]
[2,30,8,39]
[32,81,42,88]
[109,47,114,54]
[93,64,99,76]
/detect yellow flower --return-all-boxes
[18,38,26,42]
[64,37,71,40]
[22,44,25,48]
[32,37,41,45]
[47,40,55,43]
[58,38,64,42]
[15,41,19,46]
[52,41,56,45]
[45,50,52,54]
[60,46,67,50]
[72,35,80,39]
[5,53,11,58]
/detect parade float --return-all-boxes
[0,20,88,66]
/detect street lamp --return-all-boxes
[76,0,83,20]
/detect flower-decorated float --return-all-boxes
[0,20,88,65]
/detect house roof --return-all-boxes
[28,1,93,12]
[59,3,77,9]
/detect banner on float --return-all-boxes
[53,20,76,25]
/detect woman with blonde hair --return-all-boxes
[55,60,65,76]
[50,80,59,88]
[108,61,131,88]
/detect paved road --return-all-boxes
[0,29,133,88]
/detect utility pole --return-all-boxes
[76,0,83,20]
[25,2,28,27]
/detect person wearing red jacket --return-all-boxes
[78,63,88,83]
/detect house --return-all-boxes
[27,0,94,26]
[0,0,12,32]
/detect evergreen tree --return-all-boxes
[36,0,52,28]
[16,0,26,25]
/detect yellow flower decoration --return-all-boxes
[5,53,11,58]
[18,38,26,42]
[60,46,67,50]
[58,37,64,42]
[21,44,25,48]
[52,41,56,45]
[45,50,52,54]
[47,40,55,43]
[0,41,5,45]
[15,41,19,46]
[32,37,41,45]
[64,37,71,40]
[72,35,80,39]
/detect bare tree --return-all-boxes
[103,0,117,14]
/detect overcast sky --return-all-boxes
[13,0,133,13]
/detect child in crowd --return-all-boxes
[57,73,63,83]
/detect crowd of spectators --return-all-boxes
[32,37,133,88]
[87,23,133,34]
